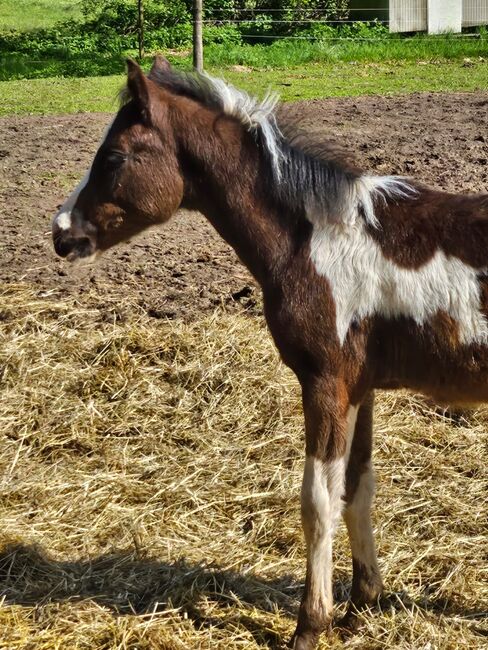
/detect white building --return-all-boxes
[349,0,488,33]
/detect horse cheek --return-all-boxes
[157,166,184,222]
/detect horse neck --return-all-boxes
[173,104,295,285]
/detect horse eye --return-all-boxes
[104,151,127,169]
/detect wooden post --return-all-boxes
[193,0,203,72]
[138,0,144,60]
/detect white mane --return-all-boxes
[202,73,283,176]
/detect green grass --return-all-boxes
[2,34,488,82]
[205,33,488,67]
[0,0,81,31]
[0,60,487,116]
[1,28,487,82]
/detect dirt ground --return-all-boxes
[1,92,487,318]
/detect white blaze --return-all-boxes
[54,170,90,230]
[53,118,115,232]
[56,211,72,231]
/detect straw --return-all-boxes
[0,284,486,648]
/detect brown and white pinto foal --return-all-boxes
[52,58,488,649]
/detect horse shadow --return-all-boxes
[1,543,486,645]
[0,542,302,647]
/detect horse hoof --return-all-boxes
[336,609,361,635]
[288,630,320,650]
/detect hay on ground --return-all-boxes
[0,284,486,649]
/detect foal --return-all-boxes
[52,58,488,649]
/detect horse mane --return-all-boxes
[140,66,416,227]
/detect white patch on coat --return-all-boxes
[300,405,358,615]
[308,184,488,345]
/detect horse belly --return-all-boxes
[370,318,488,406]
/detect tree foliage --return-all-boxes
[79,0,351,43]
[0,0,366,80]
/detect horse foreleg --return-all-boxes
[343,392,383,622]
[290,379,358,650]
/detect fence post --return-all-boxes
[193,0,203,72]
[137,0,144,60]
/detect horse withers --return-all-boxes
[52,57,488,649]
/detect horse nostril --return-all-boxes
[54,237,75,258]
[54,236,93,259]
[73,237,95,259]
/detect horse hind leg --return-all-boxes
[342,391,383,621]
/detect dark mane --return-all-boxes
[148,66,225,113]
[269,119,362,224]
[126,65,414,226]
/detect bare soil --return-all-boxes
[1,92,487,319]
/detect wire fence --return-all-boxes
[198,2,488,39]
[1,2,487,83]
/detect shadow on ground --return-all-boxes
[1,543,486,645]
[0,542,301,647]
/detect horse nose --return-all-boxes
[53,230,94,259]
[52,207,95,260]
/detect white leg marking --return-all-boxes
[343,462,380,578]
[302,455,338,615]
[344,405,359,465]
[301,406,358,616]
[308,182,488,345]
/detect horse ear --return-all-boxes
[149,55,172,79]
[126,58,154,123]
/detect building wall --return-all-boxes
[350,1,487,33]
[389,0,427,32]
[427,0,462,33]
[462,0,488,27]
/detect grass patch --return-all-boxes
[222,59,488,101]
[0,284,486,649]
[205,33,488,67]
[0,59,487,116]
[0,75,124,115]
[0,0,81,31]
[0,31,487,82]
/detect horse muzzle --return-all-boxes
[53,233,95,260]
[52,210,97,261]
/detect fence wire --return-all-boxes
[201,3,488,38]
[1,4,487,84]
